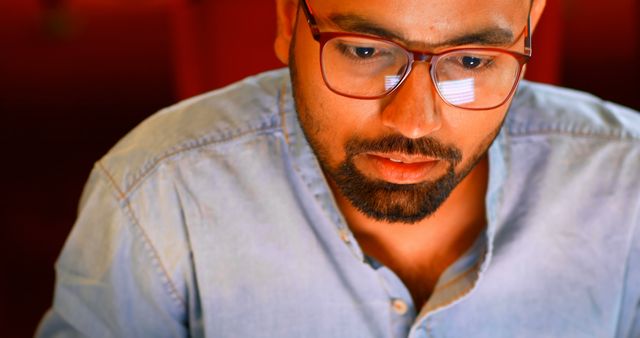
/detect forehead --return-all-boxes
[309,0,529,47]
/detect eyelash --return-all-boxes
[336,43,391,62]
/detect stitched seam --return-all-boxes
[122,200,187,309]
[95,162,187,311]
[276,77,344,231]
[121,124,281,198]
[278,82,359,260]
[97,161,126,200]
[278,80,291,148]
[507,128,640,141]
[277,83,349,234]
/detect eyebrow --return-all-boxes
[327,13,516,50]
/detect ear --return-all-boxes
[274,0,299,65]
[529,0,546,33]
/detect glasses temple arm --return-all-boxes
[524,14,532,56]
[300,0,321,39]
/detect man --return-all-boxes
[38,0,640,336]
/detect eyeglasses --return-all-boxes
[299,0,532,110]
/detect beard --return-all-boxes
[328,135,467,224]
[288,34,500,224]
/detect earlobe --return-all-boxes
[529,0,547,33]
[274,0,299,65]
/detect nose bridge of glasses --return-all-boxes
[405,52,436,81]
[400,52,437,95]
[413,52,433,63]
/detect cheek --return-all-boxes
[444,106,507,157]
[291,20,387,143]
[293,39,384,163]
[298,92,382,164]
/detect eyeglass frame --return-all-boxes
[298,0,533,110]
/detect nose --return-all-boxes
[380,62,442,139]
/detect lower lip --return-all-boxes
[361,154,441,184]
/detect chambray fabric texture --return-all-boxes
[37,69,640,338]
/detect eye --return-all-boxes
[330,38,400,66]
[354,47,376,59]
[461,56,483,69]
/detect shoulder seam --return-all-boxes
[95,162,188,311]
[105,121,281,199]
[97,161,126,200]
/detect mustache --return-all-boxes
[345,134,462,164]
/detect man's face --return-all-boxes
[284,0,533,224]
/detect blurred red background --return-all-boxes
[0,0,638,336]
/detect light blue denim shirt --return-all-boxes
[37,69,640,337]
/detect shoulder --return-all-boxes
[506,80,640,141]
[502,81,640,200]
[501,82,640,208]
[96,68,290,196]
[498,81,640,236]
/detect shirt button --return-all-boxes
[339,229,351,243]
[391,299,408,315]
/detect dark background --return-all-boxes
[1,0,638,336]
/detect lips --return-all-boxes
[358,152,442,184]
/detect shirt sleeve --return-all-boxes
[35,165,189,337]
